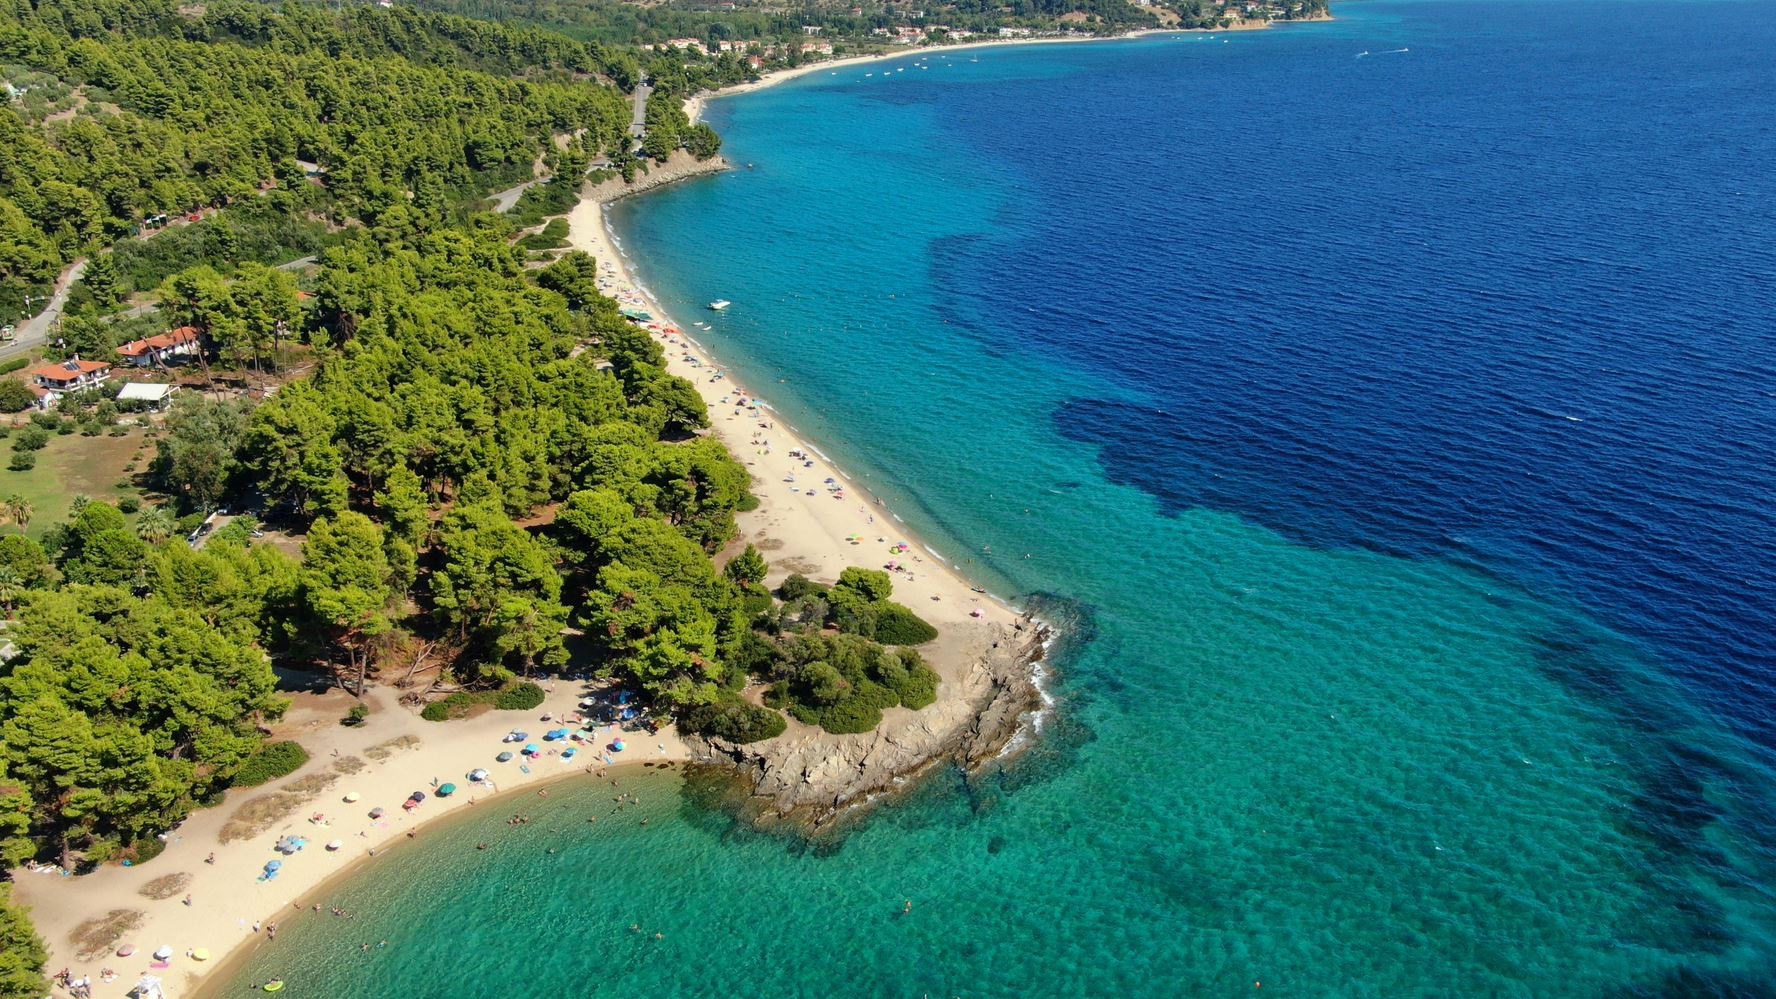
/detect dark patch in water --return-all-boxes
[1610,964,1774,998]
[1531,630,1628,701]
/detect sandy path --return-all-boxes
[14,682,690,997]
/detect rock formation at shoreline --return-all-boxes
[689,618,1050,831]
[582,149,730,205]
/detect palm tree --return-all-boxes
[0,565,23,615]
[1,494,30,532]
[135,506,176,544]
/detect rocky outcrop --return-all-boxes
[688,618,1050,832]
[581,150,729,205]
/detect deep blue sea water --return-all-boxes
[232,2,1776,994]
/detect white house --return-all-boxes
[28,358,111,408]
[117,326,200,367]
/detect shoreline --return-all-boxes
[567,162,1051,822]
[15,42,1079,994]
[685,18,1331,122]
[12,681,699,998]
[185,757,681,999]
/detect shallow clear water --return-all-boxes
[231,1,1776,994]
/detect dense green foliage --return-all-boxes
[681,697,786,743]
[494,681,547,711]
[69,201,336,311]
[232,740,310,788]
[0,503,299,868]
[0,0,635,317]
[0,885,47,999]
[873,600,941,645]
[0,6,974,978]
[0,381,33,413]
[418,681,548,720]
[764,632,940,733]
[773,569,937,645]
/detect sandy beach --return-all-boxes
[683,24,1305,122]
[13,681,692,998]
[562,198,1020,640]
[14,53,1034,999]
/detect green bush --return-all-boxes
[125,835,168,866]
[233,741,310,787]
[28,412,59,430]
[117,497,141,514]
[12,426,50,452]
[344,703,370,726]
[6,451,36,472]
[836,566,893,602]
[872,602,939,645]
[682,699,786,743]
[420,692,483,721]
[779,573,826,601]
[800,661,850,706]
[739,586,775,620]
[494,681,546,711]
[0,379,34,412]
[894,660,940,711]
[0,357,27,375]
[731,629,778,678]
[815,680,901,735]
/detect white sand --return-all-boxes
[16,66,1042,996]
[563,196,1018,641]
[14,681,691,996]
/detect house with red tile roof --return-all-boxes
[117,326,200,367]
[28,358,111,408]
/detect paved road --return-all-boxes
[629,80,651,139]
[1,259,86,363]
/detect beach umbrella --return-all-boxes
[152,946,173,960]
[115,945,135,957]
[496,752,514,763]
[523,744,539,755]
[369,807,386,818]
[468,769,489,782]
[437,783,457,797]
[611,740,627,752]
[264,860,281,873]
[190,949,210,962]
[326,840,342,851]
[343,791,360,802]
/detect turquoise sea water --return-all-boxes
[230,1,1776,994]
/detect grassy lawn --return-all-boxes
[1,427,152,538]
